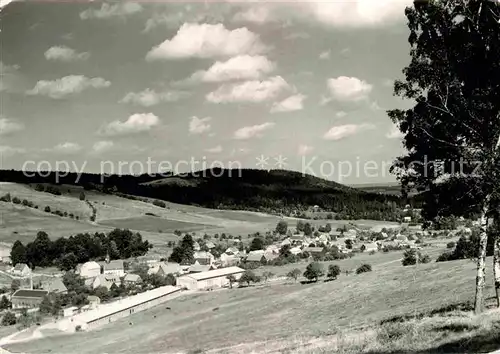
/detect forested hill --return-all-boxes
[0,168,407,220]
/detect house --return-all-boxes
[265,245,280,255]
[103,260,125,277]
[302,247,325,256]
[148,262,182,276]
[224,247,239,255]
[176,267,245,291]
[11,289,48,309]
[87,295,100,309]
[193,251,214,266]
[245,252,277,264]
[79,261,101,279]
[123,273,142,285]
[41,277,68,294]
[0,248,11,264]
[188,263,213,273]
[205,241,216,249]
[193,241,201,252]
[220,253,240,267]
[360,243,378,253]
[280,239,291,247]
[396,234,408,243]
[10,263,31,277]
[290,247,302,255]
[92,274,121,290]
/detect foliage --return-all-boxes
[437,231,495,262]
[152,200,166,208]
[0,295,11,310]
[10,279,20,292]
[239,270,260,286]
[262,271,274,282]
[402,249,432,266]
[249,237,265,251]
[275,220,288,235]
[1,312,16,326]
[327,264,341,280]
[303,223,313,236]
[447,241,456,249]
[356,264,372,274]
[168,234,195,264]
[303,262,324,282]
[287,268,301,282]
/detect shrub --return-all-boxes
[79,192,86,201]
[1,312,16,326]
[303,262,324,281]
[327,264,341,280]
[0,193,11,202]
[153,200,166,208]
[44,206,51,213]
[356,264,372,274]
[447,241,456,249]
[12,197,21,204]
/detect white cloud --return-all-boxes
[92,141,114,153]
[205,145,223,153]
[327,76,372,102]
[52,142,82,154]
[44,46,90,62]
[0,117,24,136]
[146,23,267,60]
[298,144,314,155]
[232,6,276,24]
[319,51,330,60]
[370,101,383,111]
[298,0,409,28]
[207,76,291,103]
[271,94,306,113]
[120,89,190,107]
[189,116,212,135]
[336,111,347,118]
[27,75,110,99]
[80,2,142,20]
[0,146,25,156]
[234,122,275,140]
[323,123,374,141]
[100,113,160,136]
[0,61,20,92]
[187,55,275,83]
[386,124,404,139]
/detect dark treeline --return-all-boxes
[0,169,414,220]
[11,229,152,270]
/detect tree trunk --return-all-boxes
[475,205,490,314]
[493,215,500,308]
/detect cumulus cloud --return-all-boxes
[80,2,142,20]
[100,113,160,136]
[336,111,347,118]
[51,142,82,154]
[327,76,372,102]
[386,124,404,139]
[207,76,291,103]
[92,141,114,153]
[205,145,223,153]
[44,46,90,62]
[271,94,306,113]
[0,146,25,156]
[186,55,275,84]
[233,122,275,140]
[27,75,110,99]
[0,117,24,136]
[297,0,409,28]
[232,5,276,24]
[298,144,314,156]
[189,116,212,135]
[323,123,374,140]
[146,23,267,60]
[120,89,190,107]
[319,51,330,60]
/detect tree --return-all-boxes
[275,220,288,235]
[10,240,27,265]
[303,223,313,236]
[303,262,324,282]
[325,223,332,233]
[388,0,500,314]
[262,271,274,283]
[79,192,86,201]
[287,268,301,283]
[57,253,78,271]
[1,312,16,326]
[168,234,195,264]
[279,244,292,259]
[327,265,341,280]
[39,296,53,315]
[240,270,259,286]
[344,239,353,250]
[249,237,264,251]
[0,295,11,310]
[226,275,236,289]
[10,279,20,292]
[356,264,372,274]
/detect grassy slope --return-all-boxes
[6,256,494,354]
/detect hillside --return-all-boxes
[5,257,498,354]
[0,169,407,221]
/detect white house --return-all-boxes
[79,261,101,279]
[11,263,31,277]
[0,248,11,264]
[403,216,412,223]
[193,251,214,266]
[103,260,125,277]
[176,267,245,291]
[360,243,378,253]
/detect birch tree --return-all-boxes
[388,0,500,313]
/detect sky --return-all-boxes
[0,0,415,184]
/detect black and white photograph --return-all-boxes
[1,0,500,352]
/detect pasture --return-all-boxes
[5,258,494,354]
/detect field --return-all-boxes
[5,257,497,354]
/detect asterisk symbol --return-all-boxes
[256,155,269,169]
[274,155,288,169]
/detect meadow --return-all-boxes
[6,257,496,354]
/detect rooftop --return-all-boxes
[12,289,48,299]
[178,266,245,281]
